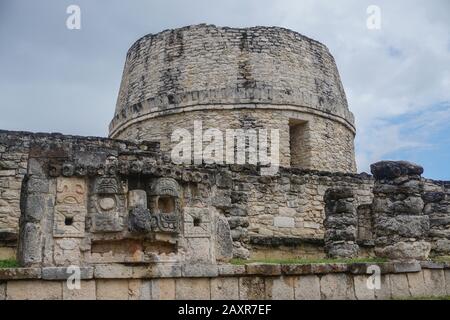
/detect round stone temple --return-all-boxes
[110,24,356,173]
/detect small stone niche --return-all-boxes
[157,196,176,214]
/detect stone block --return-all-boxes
[0,282,5,300]
[407,272,427,297]
[433,239,450,255]
[211,196,231,209]
[370,161,423,179]
[239,277,265,300]
[325,242,359,259]
[0,268,41,280]
[128,279,143,300]
[445,270,450,295]
[184,207,212,238]
[18,223,42,266]
[96,279,130,300]
[320,273,355,300]
[42,267,93,280]
[420,261,445,269]
[215,215,233,262]
[265,276,294,300]
[94,264,133,278]
[0,170,16,177]
[422,269,446,297]
[303,222,321,229]
[176,278,210,300]
[389,274,410,299]
[211,277,239,300]
[27,158,45,175]
[24,194,47,223]
[132,264,182,278]
[182,264,218,277]
[423,192,446,203]
[246,263,281,276]
[392,261,421,273]
[1,190,20,201]
[375,241,431,261]
[273,216,295,228]
[53,238,82,266]
[62,280,96,300]
[7,280,62,300]
[228,206,247,217]
[353,275,375,300]
[324,188,354,201]
[138,280,152,300]
[349,262,389,275]
[376,216,429,239]
[149,279,176,300]
[374,275,392,300]
[216,171,232,189]
[185,238,212,263]
[311,263,348,274]
[281,264,313,275]
[218,264,245,276]
[294,275,321,300]
[27,176,50,193]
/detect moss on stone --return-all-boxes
[0,259,19,268]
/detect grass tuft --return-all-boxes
[0,259,19,268]
[396,295,450,300]
[431,256,450,263]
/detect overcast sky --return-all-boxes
[0,0,449,179]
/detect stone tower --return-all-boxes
[109,24,356,172]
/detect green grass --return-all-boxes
[431,256,450,263]
[0,259,19,268]
[230,257,387,265]
[396,295,450,301]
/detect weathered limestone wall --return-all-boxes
[228,168,373,259]
[110,24,356,173]
[0,131,162,260]
[0,131,31,258]
[1,262,449,300]
[0,130,371,262]
[422,178,450,256]
[114,108,356,172]
[324,188,359,258]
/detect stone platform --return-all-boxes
[1,261,449,300]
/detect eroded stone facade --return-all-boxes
[3,132,370,267]
[0,25,449,271]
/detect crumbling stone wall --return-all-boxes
[422,179,450,255]
[233,169,373,259]
[370,161,450,260]
[0,131,31,257]
[15,131,237,268]
[323,188,359,258]
[5,133,450,265]
[356,204,374,244]
[110,24,356,173]
[0,130,372,263]
[371,161,430,260]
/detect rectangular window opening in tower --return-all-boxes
[289,119,308,168]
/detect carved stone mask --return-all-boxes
[149,178,180,215]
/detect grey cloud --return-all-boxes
[0,0,448,173]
